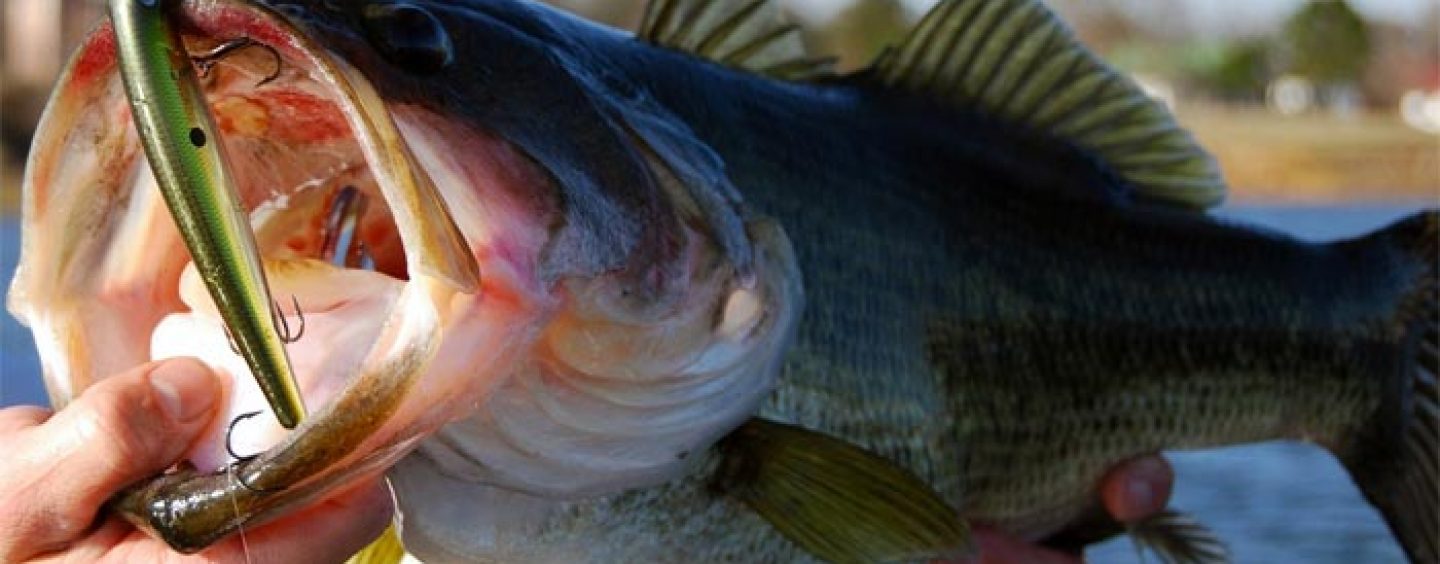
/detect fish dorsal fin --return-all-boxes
[638,0,835,80]
[871,0,1225,210]
[713,418,970,563]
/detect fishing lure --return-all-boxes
[108,0,307,428]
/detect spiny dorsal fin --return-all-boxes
[713,418,970,563]
[638,0,835,80]
[1128,510,1231,564]
[871,0,1225,210]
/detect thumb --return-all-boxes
[18,358,220,550]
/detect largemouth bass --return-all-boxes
[9,0,1437,562]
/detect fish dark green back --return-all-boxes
[20,0,1439,561]
[638,0,1228,558]
[292,0,1437,561]
[631,0,1438,562]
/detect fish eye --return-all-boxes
[361,2,454,74]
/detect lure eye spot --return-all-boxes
[189,127,206,148]
[361,2,454,75]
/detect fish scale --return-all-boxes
[14,0,1437,561]
[939,323,1392,535]
[502,107,1409,558]
[454,2,1432,554]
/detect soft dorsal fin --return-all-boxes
[638,0,835,80]
[871,0,1225,210]
[713,418,970,563]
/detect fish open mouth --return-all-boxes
[10,0,801,553]
[13,0,496,467]
[143,5,479,468]
[9,1,542,538]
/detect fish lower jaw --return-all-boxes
[152,258,404,472]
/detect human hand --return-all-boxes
[962,456,1175,564]
[0,358,392,562]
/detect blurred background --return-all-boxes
[1,1,1437,205]
[0,1,1435,562]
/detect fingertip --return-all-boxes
[1101,455,1174,523]
[146,357,220,424]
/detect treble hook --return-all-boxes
[226,410,264,462]
[224,410,284,493]
[191,37,284,86]
[220,296,304,352]
[321,185,376,269]
[273,295,306,344]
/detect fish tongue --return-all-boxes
[173,257,399,319]
[152,258,404,471]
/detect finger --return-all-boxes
[960,525,1082,564]
[0,405,53,434]
[5,358,219,556]
[1100,455,1174,523]
[208,476,395,563]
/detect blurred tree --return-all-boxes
[1206,40,1273,102]
[1281,0,1370,86]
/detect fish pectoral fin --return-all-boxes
[869,0,1226,210]
[637,0,835,80]
[1127,510,1230,564]
[713,418,970,564]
